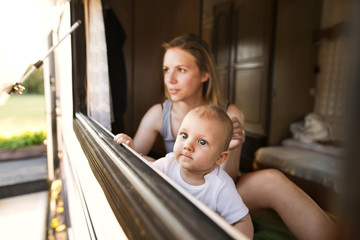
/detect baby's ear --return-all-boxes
[215,151,229,165]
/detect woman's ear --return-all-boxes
[201,72,210,83]
[215,151,229,165]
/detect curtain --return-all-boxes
[84,0,112,130]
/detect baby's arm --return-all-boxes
[232,213,254,239]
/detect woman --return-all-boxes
[114,34,337,240]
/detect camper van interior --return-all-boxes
[18,0,357,239]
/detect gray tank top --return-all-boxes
[160,99,229,153]
[160,100,175,153]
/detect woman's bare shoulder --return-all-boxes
[139,103,163,131]
[145,103,162,117]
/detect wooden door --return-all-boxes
[212,0,275,171]
[212,0,275,136]
[231,0,275,136]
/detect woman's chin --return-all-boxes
[170,95,181,102]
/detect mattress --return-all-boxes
[254,140,342,192]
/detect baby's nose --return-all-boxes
[183,142,194,152]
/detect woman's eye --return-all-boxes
[181,133,188,139]
[198,139,207,145]
[179,68,185,73]
[163,67,169,73]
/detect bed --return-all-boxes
[254,138,343,211]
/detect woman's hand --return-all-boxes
[114,133,156,162]
[229,116,245,150]
[114,133,135,150]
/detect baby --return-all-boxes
[117,105,253,238]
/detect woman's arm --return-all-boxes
[114,103,162,157]
[222,104,245,182]
[132,104,162,155]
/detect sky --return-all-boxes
[0,0,61,92]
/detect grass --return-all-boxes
[0,94,46,137]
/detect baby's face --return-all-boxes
[173,112,226,175]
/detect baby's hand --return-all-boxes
[114,133,135,150]
[229,117,245,150]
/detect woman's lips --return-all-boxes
[168,88,179,94]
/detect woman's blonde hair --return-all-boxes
[162,34,224,107]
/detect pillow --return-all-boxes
[290,113,331,143]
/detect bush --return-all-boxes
[0,131,46,149]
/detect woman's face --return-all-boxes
[163,47,209,102]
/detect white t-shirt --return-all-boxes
[153,152,249,224]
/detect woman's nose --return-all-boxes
[166,71,177,84]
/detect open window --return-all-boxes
[44,0,249,238]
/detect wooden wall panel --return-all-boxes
[269,0,321,145]
[103,0,201,140]
[213,2,233,97]
[132,1,201,139]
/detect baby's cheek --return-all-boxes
[173,142,181,154]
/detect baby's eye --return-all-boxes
[198,139,207,145]
[181,132,188,139]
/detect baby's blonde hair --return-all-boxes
[189,105,233,150]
